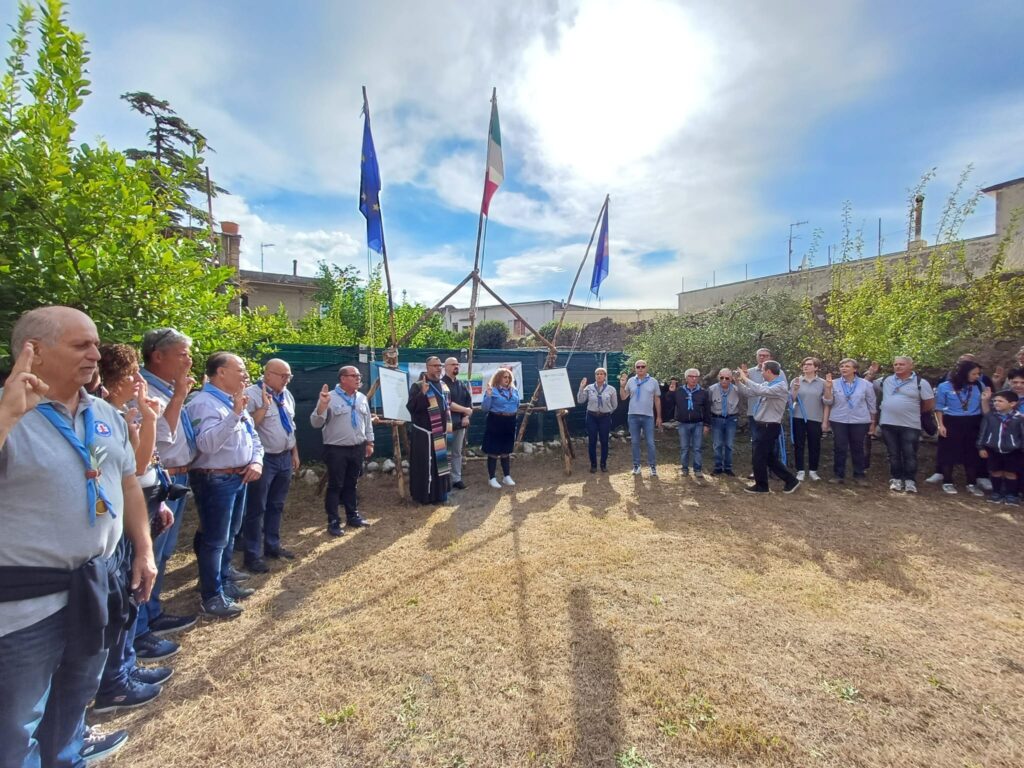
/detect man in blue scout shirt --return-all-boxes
[242,359,299,573]
[0,306,156,767]
[186,352,264,619]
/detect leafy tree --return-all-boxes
[535,320,581,347]
[628,293,822,381]
[474,319,509,349]
[0,0,234,362]
[121,90,227,228]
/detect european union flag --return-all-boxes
[590,203,609,296]
[359,105,385,254]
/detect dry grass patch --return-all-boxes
[97,437,1024,767]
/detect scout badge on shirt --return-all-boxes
[88,445,109,514]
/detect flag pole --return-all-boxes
[550,194,609,354]
[465,87,497,382]
[363,86,398,349]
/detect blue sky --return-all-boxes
[15,0,1024,308]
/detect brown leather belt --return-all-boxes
[192,466,248,475]
[164,465,190,476]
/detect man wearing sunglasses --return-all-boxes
[619,360,662,476]
[708,368,742,476]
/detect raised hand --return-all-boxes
[619,372,628,385]
[981,386,992,402]
[791,377,801,393]
[668,380,678,392]
[134,375,159,422]
[485,384,493,397]
[261,384,273,409]
[173,368,197,397]
[824,373,833,386]
[0,343,49,422]
[579,377,588,389]
[233,393,248,415]
[316,383,331,414]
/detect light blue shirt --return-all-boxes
[827,376,877,424]
[625,375,660,417]
[186,389,264,469]
[482,387,521,414]
[934,380,983,416]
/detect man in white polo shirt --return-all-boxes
[875,356,935,493]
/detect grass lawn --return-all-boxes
[100,433,1024,767]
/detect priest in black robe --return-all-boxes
[406,356,452,504]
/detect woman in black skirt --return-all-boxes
[481,367,520,488]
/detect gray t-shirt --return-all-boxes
[746,365,788,415]
[245,383,297,455]
[625,375,660,417]
[877,374,935,429]
[0,391,136,637]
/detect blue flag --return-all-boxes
[590,203,609,296]
[359,104,385,254]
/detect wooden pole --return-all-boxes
[396,272,473,347]
[477,278,556,353]
[550,195,607,345]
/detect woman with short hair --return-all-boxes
[578,367,617,473]
[822,358,876,485]
[790,357,830,482]
[481,367,520,488]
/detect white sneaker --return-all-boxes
[796,470,806,481]
[649,466,658,477]
[942,483,957,495]
[904,480,918,494]
[925,472,944,484]
[632,465,642,475]
[889,478,904,492]
[966,484,984,497]
[809,471,821,481]
[489,477,501,489]
[977,478,993,492]
[502,475,516,486]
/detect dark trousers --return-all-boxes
[586,411,612,468]
[243,451,293,562]
[791,419,822,472]
[752,422,796,490]
[832,421,869,478]
[189,470,247,601]
[881,425,921,482]
[324,444,364,524]
[938,414,983,484]
[97,541,137,698]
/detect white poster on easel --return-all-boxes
[539,368,575,411]
[377,366,411,421]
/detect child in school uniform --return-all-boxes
[977,389,1024,505]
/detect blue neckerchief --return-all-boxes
[633,375,649,393]
[334,385,360,429]
[753,377,786,418]
[36,401,115,526]
[594,383,607,409]
[997,411,1014,425]
[839,376,859,402]
[202,382,254,436]
[794,378,811,421]
[891,373,916,394]
[684,384,700,411]
[141,368,197,451]
[427,380,448,410]
[256,379,293,435]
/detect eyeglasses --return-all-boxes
[342,373,362,379]
[267,371,293,380]
[635,365,647,369]
[719,376,731,380]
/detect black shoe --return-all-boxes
[265,547,295,560]
[724,470,736,477]
[747,472,755,480]
[225,565,251,582]
[712,469,723,475]
[347,516,369,528]
[148,613,197,637]
[244,557,270,574]
[81,725,129,763]
[452,480,467,490]
[327,523,344,537]
[783,478,801,494]
[224,581,256,601]
[133,632,180,661]
[600,466,608,472]
[590,466,597,473]
[744,484,770,494]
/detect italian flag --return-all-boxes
[481,92,503,216]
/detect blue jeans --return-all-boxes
[585,411,612,468]
[711,415,738,471]
[137,473,190,635]
[0,608,107,768]
[677,422,705,471]
[243,451,293,562]
[628,413,657,467]
[189,471,247,601]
